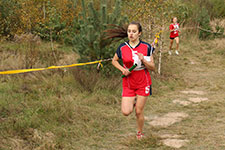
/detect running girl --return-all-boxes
[169,17,180,55]
[106,22,155,139]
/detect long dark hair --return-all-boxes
[104,22,142,40]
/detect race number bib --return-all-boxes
[145,86,150,94]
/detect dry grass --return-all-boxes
[0,32,225,150]
[210,18,225,34]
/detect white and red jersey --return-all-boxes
[116,41,154,90]
[169,23,179,38]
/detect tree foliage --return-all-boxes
[0,0,224,41]
[0,0,20,37]
[73,0,127,62]
[70,0,128,75]
[0,0,80,40]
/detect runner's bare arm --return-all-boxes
[112,53,130,76]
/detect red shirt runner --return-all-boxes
[169,23,179,38]
[116,41,154,97]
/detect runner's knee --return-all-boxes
[122,109,132,116]
[135,108,143,117]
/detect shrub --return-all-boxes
[197,8,212,40]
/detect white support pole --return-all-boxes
[158,36,163,75]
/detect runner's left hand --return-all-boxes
[137,53,144,61]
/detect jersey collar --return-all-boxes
[126,40,141,49]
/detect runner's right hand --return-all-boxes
[122,68,131,76]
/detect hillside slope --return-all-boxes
[0,37,225,150]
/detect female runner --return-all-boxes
[169,17,180,55]
[106,22,155,139]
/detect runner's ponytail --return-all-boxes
[104,24,128,39]
[104,22,142,40]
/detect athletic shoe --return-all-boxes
[175,50,179,55]
[136,131,144,140]
[168,50,172,55]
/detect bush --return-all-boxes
[197,8,212,40]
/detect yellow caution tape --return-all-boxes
[0,60,104,75]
